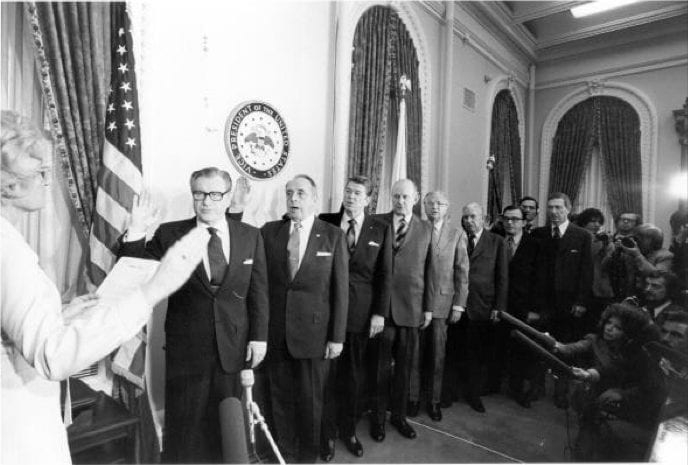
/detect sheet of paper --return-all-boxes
[96,256,159,299]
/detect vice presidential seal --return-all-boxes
[224,101,290,179]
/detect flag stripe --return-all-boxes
[92,210,124,252]
[95,186,130,235]
[89,232,117,274]
[102,140,143,194]
[100,164,137,212]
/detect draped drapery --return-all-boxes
[487,89,522,221]
[32,2,111,234]
[347,6,421,211]
[549,96,642,218]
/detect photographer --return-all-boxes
[605,223,673,299]
[669,209,688,306]
[576,208,615,332]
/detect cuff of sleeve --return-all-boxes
[249,340,267,348]
[124,230,146,242]
[452,306,465,312]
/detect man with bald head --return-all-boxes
[408,191,468,421]
[260,174,349,462]
[459,202,508,413]
[370,179,433,441]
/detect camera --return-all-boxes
[595,232,610,243]
[621,236,636,248]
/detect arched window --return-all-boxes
[487,89,522,221]
[549,96,641,223]
[347,5,421,212]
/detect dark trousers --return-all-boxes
[162,364,240,463]
[268,355,329,462]
[441,320,467,402]
[374,324,417,423]
[410,318,448,404]
[322,331,369,440]
[464,319,499,398]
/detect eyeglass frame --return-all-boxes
[192,190,230,201]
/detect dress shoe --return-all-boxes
[466,396,486,413]
[428,403,442,421]
[344,435,363,457]
[390,416,417,439]
[320,439,335,462]
[370,421,385,442]
[407,400,420,417]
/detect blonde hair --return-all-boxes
[1,110,51,173]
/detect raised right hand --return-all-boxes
[141,227,209,306]
[129,190,160,234]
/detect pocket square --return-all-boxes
[243,258,254,265]
[570,249,579,253]
[316,251,332,257]
[368,241,380,247]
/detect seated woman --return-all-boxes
[554,303,666,461]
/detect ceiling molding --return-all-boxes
[471,1,538,60]
[537,4,688,49]
[509,1,586,24]
[535,54,688,90]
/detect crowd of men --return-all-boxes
[120,167,688,463]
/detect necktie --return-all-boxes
[346,218,357,253]
[432,225,440,249]
[287,221,302,280]
[208,227,227,286]
[395,217,407,251]
[552,226,561,239]
[507,236,515,261]
[467,234,476,256]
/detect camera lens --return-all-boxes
[621,237,635,248]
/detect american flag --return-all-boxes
[89,3,146,388]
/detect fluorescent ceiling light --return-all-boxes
[571,0,641,18]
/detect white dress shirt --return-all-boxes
[340,211,365,244]
[1,217,151,465]
[393,212,413,235]
[197,218,230,281]
[290,214,315,268]
[552,220,570,238]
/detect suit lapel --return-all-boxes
[471,230,487,259]
[180,218,215,294]
[293,219,323,282]
[219,218,242,290]
[351,214,373,260]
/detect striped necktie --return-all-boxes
[287,221,302,280]
[346,218,357,253]
[395,217,407,251]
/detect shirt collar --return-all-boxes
[395,212,412,224]
[510,231,523,246]
[471,228,484,241]
[292,213,315,231]
[553,220,569,236]
[197,217,228,233]
[343,210,365,225]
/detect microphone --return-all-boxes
[500,311,557,349]
[510,329,575,379]
[219,397,249,464]
[240,369,256,446]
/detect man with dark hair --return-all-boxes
[459,202,508,413]
[261,174,349,463]
[614,212,642,240]
[319,175,392,460]
[408,191,468,421]
[669,209,688,305]
[519,196,539,234]
[532,192,593,408]
[637,271,685,326]
[119,167,269,462]
[370,179,432,441]
[607,211,643,298]
[501,205,541,408]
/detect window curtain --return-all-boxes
[550,96,641,218]
[1,2,84,299]
[487,89,522,220]
[347,6,421,212]
[573,144,613,228]
[549,99,597,204]
[597,96,642,219]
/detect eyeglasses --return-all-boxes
[502,216,523,223]
[15,167,52,186]
[426,201,448,207]
[619,217,637,223]
[192,190,230,201]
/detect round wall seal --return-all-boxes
[224,101,290,179]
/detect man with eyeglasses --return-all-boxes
[409,191,468,421]
[119,167,269,463]
[501,205,541,408]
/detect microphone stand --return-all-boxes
[247,400,285,465]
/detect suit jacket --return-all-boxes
[533,223,593,316]
[373,213,432,327]
[507,233,540,320]
[424,219,469,319]
[319,212,392,333]
[466,229,509,321]
[118,215,269,376]
[261,217,349,358]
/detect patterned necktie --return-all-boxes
[552,226,561,239]
[467,234,476,256]
[507,236,515,261]
[207,227,227,285]
[346,218,357,253]
[287,221,302,280]
[395,217,407,251]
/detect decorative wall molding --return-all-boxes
[536,55,688,90]
[539,81,658,224]
[482,75,527,208]
[330,1,432,210]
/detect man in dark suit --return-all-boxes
[532,192,593,408]
[520,196,539,234]
[261,174,349,463]
[370,179,432,442]
[319,175,392,460]
[460,202,509,413]
[501,205,540,408]
[408,191,468,422]
[119,167,269,463]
